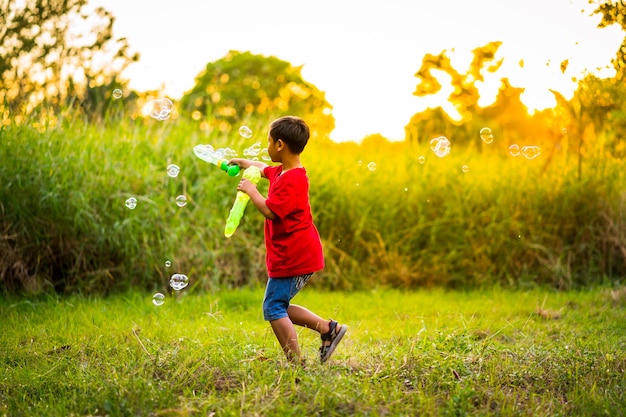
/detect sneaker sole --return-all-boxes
[321,325,347,363]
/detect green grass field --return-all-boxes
[1,109,625,416]
[2,286,624,416]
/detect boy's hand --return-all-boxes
[237,178,257,194]
[228,158,248,169]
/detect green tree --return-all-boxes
[180,50,334,140]
[0,0,139,119]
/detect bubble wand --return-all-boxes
[224,166,261,237]
[193,144,241,176]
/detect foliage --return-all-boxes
[0,115,267,295]
[0,0,139,120]
[407,35,626,181]
[406,42,560,152]
[179,50,334,141]
[1,8,625,294]
[421,42,502,117]
[1,287,625,416]
[1,111,625,295]
[592,0,626,80]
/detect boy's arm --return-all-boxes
[229,158,269,178]
[238,179,276,219]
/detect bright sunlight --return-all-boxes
[89,0,623,142]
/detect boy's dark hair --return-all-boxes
[269,116,310,154]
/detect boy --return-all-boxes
[229,116,347,365]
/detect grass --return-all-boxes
[1,111,625,414]
[1,286,625,416]
[2,115,625,294]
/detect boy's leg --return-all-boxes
[288,304,347,363]
[269,317,301,363]
[287,304,340,335]
[263,278,305,364]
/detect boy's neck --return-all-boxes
[280,154,302,172]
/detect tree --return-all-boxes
[589,0,626,159]
[180,50,334,140]
[546,0,626,178]
[412,42,503,123]
[406,40,575,166]
[592,0,626,81]
[407,41,509,146]
[0,0,139,118]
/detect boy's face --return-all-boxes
[267,134,280,163]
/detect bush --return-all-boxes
[1,114,625,295]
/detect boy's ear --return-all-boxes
[275,138,285,150]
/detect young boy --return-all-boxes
[229,116,347,365]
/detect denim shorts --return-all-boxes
[262,274,313,321]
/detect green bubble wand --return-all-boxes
[193,144,260,237]
[224,165,261,237]
[193,144,241,176]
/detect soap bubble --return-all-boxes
[418,156,426,164]
[152,293,165,306]
[169,273,189,291]
[480,127,493,144]
[462,165,469,173]
[367,162,377,172]
[509,144,520,157]
[239,126,253,138]
[222,148,238,158]
[260,148,271,161]
[175,195,187,207]
[243,142,262,157]
[165,260,172,268]
[112,89,123,99]
[521,145,541,159]
[430,136,451,158]
[147,98,174,121]
[125,197,137,210]
[167,164,180,178]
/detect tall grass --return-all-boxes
[307,135,626,290]
[1,113,625,294]
[1,114,265,294]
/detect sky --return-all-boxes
[89,0,623,142]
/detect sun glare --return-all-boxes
[89,0,624,142]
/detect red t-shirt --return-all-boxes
[263,165,324,278]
